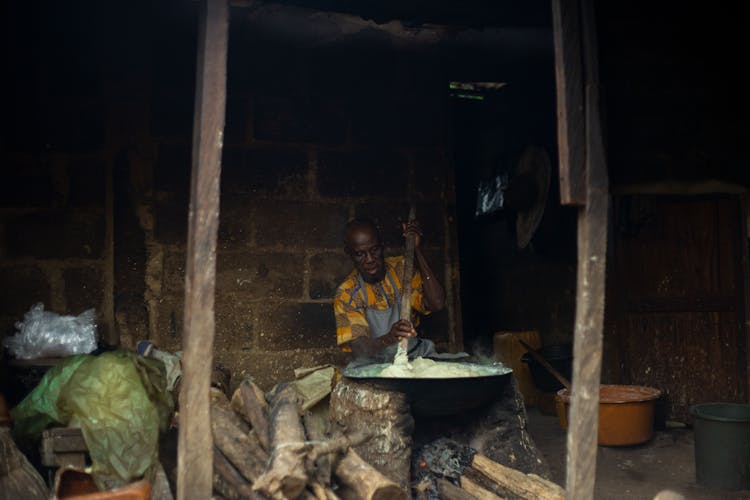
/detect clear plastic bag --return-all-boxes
[3,303,98,359]
[475,172,508,217]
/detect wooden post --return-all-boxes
[552,0,586,207]
[177,0,229,499]
[739,195,750,403]
[552,0,609,498]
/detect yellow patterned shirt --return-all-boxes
[334,256,430,351]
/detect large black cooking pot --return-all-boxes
[342,360,513,417]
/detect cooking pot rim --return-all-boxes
[342,360,512,381]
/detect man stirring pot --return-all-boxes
[333,218,446,362]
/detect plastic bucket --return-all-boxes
[521,343,572,392]
[691,403,750,490]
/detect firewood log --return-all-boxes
[303,403,330,488]
[307,429,373,463]
[471,454,565,500]
[414,479,431,500]
[253,383,309,500]
[459,476,503,500]
[461,467,507,499]
[211,395,267,483]
[333,449,406,500]
[231,379,271,452]
[435,478,478,500]
[308,480,340,500]
[213,447,256,500]
[0,428,48,500]
[211,388,251,434]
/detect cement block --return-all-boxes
[353,202,411,247]
[419,247,447,285]
[6,212,105,259]
[253,96,346,144]
[218,203,253,249]
[350,92,445,147]
[155,295,183,350]
[162,251,186,294]
[0,161,55,208]
[114,300,150,347]
[221,147,244,181]
[154,142,191,193]
[216,251,303,298]
[45,101,106,153]
[228,44,302,96]
[415,201,445,247]
[0,266,52,318]
[354,201,444,249]
[224,96,249,145]
[214,347,350,393]
[252,201,348,248]
[309,252,354,300]
[63,267,104,314]
[113,179,147,295]
[317,150,408,198]
[413,150,449,197]
[68,158,106,206]
[150,93,193,139]
[215,294,255,349]
[254,302,336,351]
[154,200,188,245]
[5,99,45,152]
[223,147,308,196]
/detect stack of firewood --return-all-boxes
[209,379,403,500]
[425,453,565,500]
[208,378,566,500]
[415,437,565,500]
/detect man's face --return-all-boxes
[345,226,386,284]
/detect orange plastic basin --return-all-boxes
[54,468,151,500]
[555,385,662,446]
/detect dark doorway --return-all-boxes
[447,70,576,352]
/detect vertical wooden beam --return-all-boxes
[104,157,117,346]
[552,0,586,206]
[177,0,228,499]
[556,0,610,499]
[739,195,750,403]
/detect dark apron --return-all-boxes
[350,270,438,365]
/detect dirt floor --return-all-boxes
[525,408,750,500]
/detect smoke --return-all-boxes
[467,338,505,367]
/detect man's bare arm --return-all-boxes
[348,319,416,357]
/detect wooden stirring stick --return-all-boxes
[394,205,417,366]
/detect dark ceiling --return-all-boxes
[242,0,552,28]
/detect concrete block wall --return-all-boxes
[1,5,462,390]
[146,44,462,389]
[0,139,112,346]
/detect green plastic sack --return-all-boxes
[10,354,88,444]
[11,350,174,489]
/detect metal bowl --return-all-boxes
[343,361,513,416]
